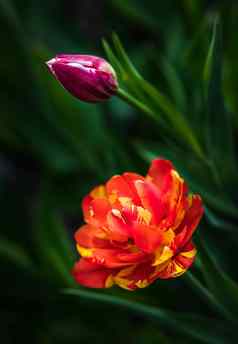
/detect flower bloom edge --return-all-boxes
[72,158,204,290]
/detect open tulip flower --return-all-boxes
[72,158,203,290]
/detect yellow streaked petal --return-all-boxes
[135,279,150,288]
[105,274,114,288]
[151,260,171,278]
[163,229,175,245]
[118,197,132,207]
[114,276,133,290]
[76,244,94,258]
[180,247,197,259]
[171,169,184,184]
[108,193,118,204]
[116,265,136,278]
[171,262,186,277]
[90,185,107,199]
[113,265,136,290]
[187,194,193,207]
[137,206,152,225]
[153,246,174,266]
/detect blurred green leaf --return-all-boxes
[105,34,206,161]
[0,236,34,272]
[198,236,238,320]
[34,189,75,287]
[161,57,187,112]
[64,288,236,343]
[110,0,159,32]
[203,14,236,182]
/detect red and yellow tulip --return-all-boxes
[72,158,203,290]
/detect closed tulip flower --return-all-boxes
[72,158,204,290]
[46,54,118,103]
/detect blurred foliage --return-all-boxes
[1,0,238,343]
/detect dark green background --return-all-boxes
[1,1,238,343]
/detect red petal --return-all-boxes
[72,258,115,288]
[74,224,111,249]
[132,222,164,253]
[163,171,188,228]
[83,197,111,227]
[122,172,144,204]
[106,174,143,206]
[107,209,131,241]
[135,180,165,225]
[174,195,203,250]
[82,194,92,222]
[81,247,145,268]
[147,159,190,230]
[147,158,173,190]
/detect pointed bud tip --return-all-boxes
[46,58,57,73]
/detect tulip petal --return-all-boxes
[74,225,111,249]
[132,222,164,253]
[83,197,111,227]
[82,185,108,221]
[147,158,173,190]
[106,174,143,206]
[77,245,146,268]
[174,195,203,250]
[122,172,144,204]
[51,61,111,102]
[147,159,189,230]
[135,180,165,225]
[114,261,154,290]
[72,259,115,288]
[90,185,107,199]
[107,209,131,240]
[155,241,197,279]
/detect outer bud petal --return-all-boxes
[46,54,118,103]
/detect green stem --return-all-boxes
[117,87,222,189]
[117,87,158,121]
[117,88,208,163]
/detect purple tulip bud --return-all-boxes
[46,54,118,103]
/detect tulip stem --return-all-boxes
[117,88,207,161]
[117,87,157,120]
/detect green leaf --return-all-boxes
[203,14,236,181]
[105,34,205,161]
[110,0,159,33]
[102,38,124,79]
[34,189,75,287]
[161,57,187,112]
[197,236,238,320]
[203,15,219,87]
[64,288,236,343]
[0,236,34,272]
[204,207,238,233]
[185,272,230,318]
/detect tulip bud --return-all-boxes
[46,54,118,103]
